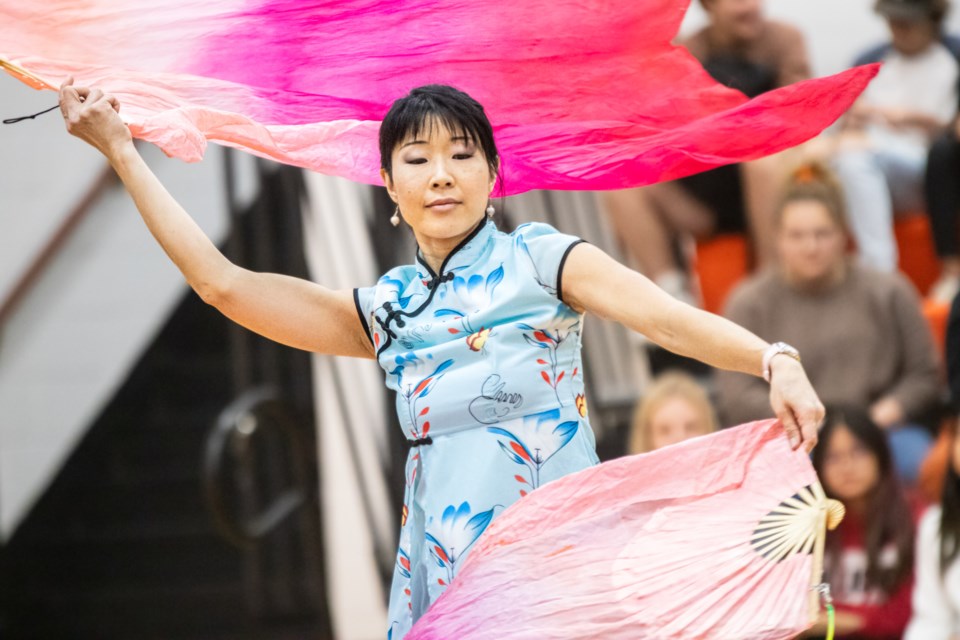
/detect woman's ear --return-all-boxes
[380,167,398,203]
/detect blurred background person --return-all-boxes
[925,110,960,302]
[806,407,916,639]
[906,418,960,638]
[832,0,959,272]
[716,163,941,483]
[627,371,718,454]
[601,0,811,305]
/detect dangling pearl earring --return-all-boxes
[391,206,401,227]
[486,203,495,218]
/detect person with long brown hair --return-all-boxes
[809,406,917,639]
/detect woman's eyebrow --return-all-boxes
[400,140,427,148]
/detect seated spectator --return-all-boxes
[716,163,941,483]
[832,0,959,273]
[905,418,960,638]
[601,0,810,304]
[806,407,916,639]
[926,114,960,302]
[627,371,718,454]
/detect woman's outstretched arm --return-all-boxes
[562,242,823,451]
[59,79,374,359]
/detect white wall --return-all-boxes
[0,73,231,539]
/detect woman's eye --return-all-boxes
[405,157,427,165]
[453,153,474,160]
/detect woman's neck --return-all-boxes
[781,259,848,293]
[415,218,485,274]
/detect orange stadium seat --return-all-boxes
[923,298,950,355]
[694,233,751,315]
[895,213,940,297]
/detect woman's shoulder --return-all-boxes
[848,263,920,298]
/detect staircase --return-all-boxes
[0,165,331,639]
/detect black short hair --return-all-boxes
[379,85,500,183]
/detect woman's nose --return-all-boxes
[430,159,454,187]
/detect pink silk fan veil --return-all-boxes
[407,419,841,639]
[1,0,876,194]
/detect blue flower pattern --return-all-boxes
[355,221,599,639]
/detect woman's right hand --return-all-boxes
[59,77,131,160]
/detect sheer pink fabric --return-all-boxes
[1,0,876,194]
[408,419,822,639]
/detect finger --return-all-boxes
[798,403,824,453]
[59,76,74,90]
[59,84,83,119]
[85,88,103,104]
[778,408,802,450]
[72,86,92,103]
[105,94,121,113]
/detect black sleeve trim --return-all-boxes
[556,239,587,305]
[353,288,375,347]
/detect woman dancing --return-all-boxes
[58,79,825,638]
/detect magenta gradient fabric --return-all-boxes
[2,0,876,194]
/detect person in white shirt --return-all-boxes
[832,0,959,272]
[905,417,960,639]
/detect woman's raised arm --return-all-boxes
[59,79,374,360]
[562,242,823,451]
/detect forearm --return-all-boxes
[108,142,235,300]
[646,301,767,376]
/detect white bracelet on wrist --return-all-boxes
[762,342,801,383]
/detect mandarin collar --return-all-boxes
[414,218,495,280]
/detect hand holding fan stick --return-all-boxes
[407,420,846,640]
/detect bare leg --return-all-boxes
[644,181,716,241]
[600,187,677,278]
[742,153,788,268]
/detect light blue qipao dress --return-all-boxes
[353,219,601,639]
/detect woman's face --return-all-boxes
[381,120,496,250]
[821,425,881,504]
[649,396,710,451]
[776,199,847,286]
[886,17,938,56]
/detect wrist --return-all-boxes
[762,341,801,382]
[106,139,138,171]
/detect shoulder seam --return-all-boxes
[353,288,374,348]
[557,239,587,305]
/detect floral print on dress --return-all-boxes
[389,353,454,439]
[354,221,597,640]
[434,264,505,351]
[488,408,580,496]
[518,303,581,404]
[425,502,497,586]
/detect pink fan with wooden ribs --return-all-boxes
[1,0,876,195]
[408,419,844,640]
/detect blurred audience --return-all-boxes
[628,371,718,454]
[807,407,916,639]
[905,419,960,638]
[904,288,960,638]
[601,0,810,304]
[716,164,941,483]
[832,0,959,272]
[926,113,960,302]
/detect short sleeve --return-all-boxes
[512,222,585,304]
[353,286,376,347]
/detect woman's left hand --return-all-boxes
[767,357,824,452]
